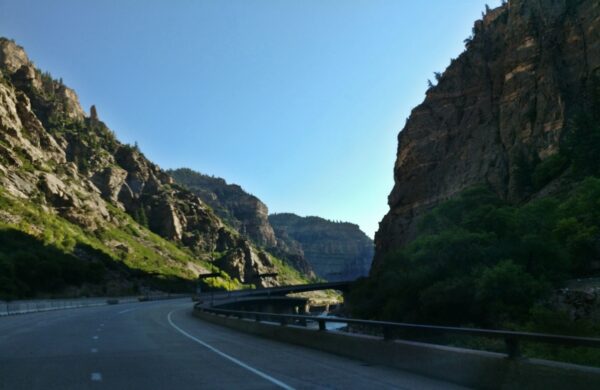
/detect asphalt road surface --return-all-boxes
[0,298,467,389]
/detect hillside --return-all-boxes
[168,168,315,277]
[269,213,373,281]
[350,0,600,349]
[0,38,306,299]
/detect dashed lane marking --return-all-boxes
[91,373,102,381]
[92,336,99,340]
[167,310,294,390]
[91,348,98,353]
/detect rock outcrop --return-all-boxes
[269,213,374,281]
[168,168,277,247]
[374,0,600,269]
[168,168,315,277]
[168,168,316,277]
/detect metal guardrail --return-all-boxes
[197,305,600,359]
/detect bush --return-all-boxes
[0,227,107,299]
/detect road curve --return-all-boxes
[0,298,467,389]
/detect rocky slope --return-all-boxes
[168,168,315,277]
[0,38,304,297]
[167,168,277,248]
[269,213,373,281]
[375,0,600,269]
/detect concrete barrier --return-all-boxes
[194,309,600,390]
[0,297,137,316]
[0,294,189,316]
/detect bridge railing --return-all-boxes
[196,305,600,359]
[196,281,352,301]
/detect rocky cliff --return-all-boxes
[374,0,600,269]
[0,38,300,297]
[168,168,277,247]
[168,168,315,276]
[269,213,374,281]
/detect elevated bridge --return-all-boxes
[198,280,352,300]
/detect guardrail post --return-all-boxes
[318,319,326,331]
[505,336,520,358]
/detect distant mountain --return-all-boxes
[169,168,374,281]
[0,38,306,299]
[269,213,373,281]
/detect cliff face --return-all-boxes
[168,168,277,247]
[374,0,600,269]
[269,213,374,281]
[168,168,315,277]
[0,38,284,291]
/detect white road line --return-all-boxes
[92,336,99,340]
[100,323,104,327]
[167,310,294,390]
[91,348,98,353]
[118,308,136,314]
[91,372,102,381]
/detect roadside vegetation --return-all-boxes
[349,178,600,366]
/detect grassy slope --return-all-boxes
[0,187,308,299]
[0,189,244,298]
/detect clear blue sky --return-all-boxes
[0,0,500,238]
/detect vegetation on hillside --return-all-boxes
[349,179,600,365]
[350,179,600,324]
[0,190,240,300]
[349,73,600,365]
[0,188,308,300]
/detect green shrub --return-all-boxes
[350,179,600,328]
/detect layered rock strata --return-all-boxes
[374,0,600,269]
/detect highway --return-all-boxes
[0,298,467,389]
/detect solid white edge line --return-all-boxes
[167,309,294,390]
